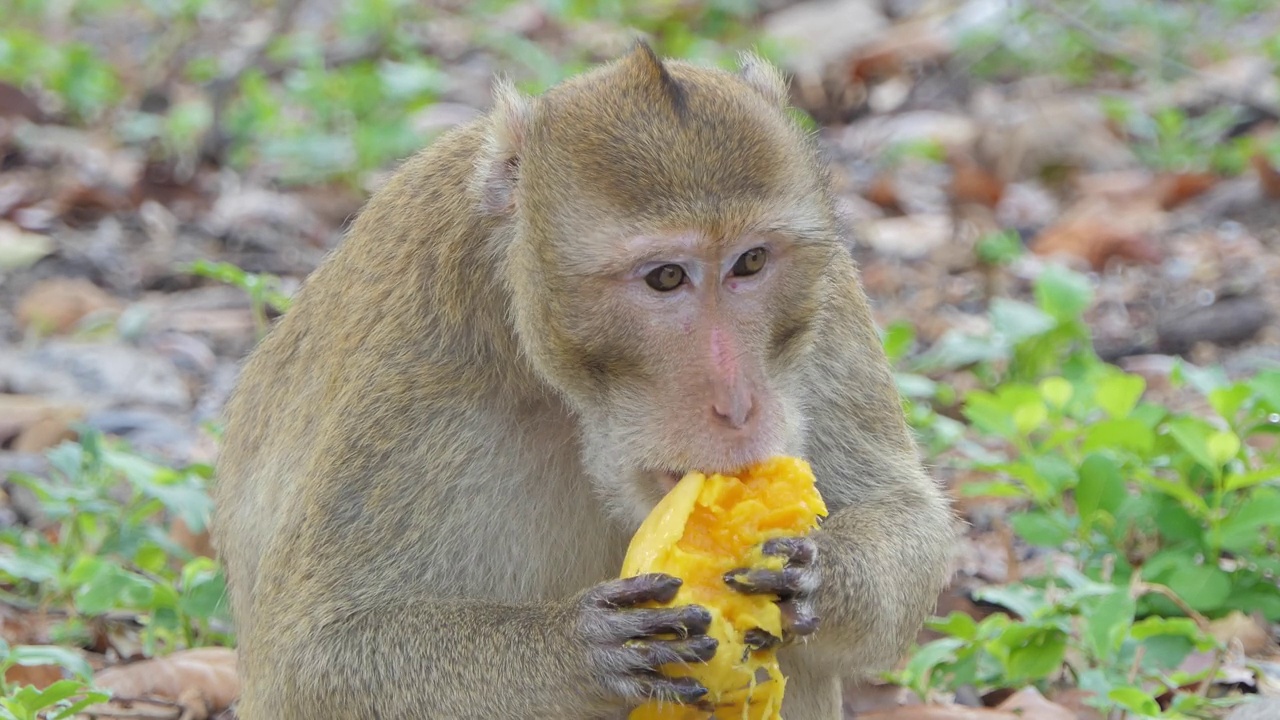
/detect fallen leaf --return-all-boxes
[3,663,63,690]
[949,152,1005,209]
[866,173,906,214]
[170,519,216,560]
[858,705,1020,719]
[1209,611,1276,656]
[995,687,1075,720]
[15,277,122,335]
[861,214,952,259]
[1048,688,1106,720]
[91,647,239,719]
[1153,172,1220,209]
[0,394,84,450]
[1031,217,1160,270]
[1252,152,1280,199]
[0,220,54,271]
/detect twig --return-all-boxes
[1027,0,1280,121]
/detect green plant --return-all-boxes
[1,429,230,654]
[186,260,292,337]
[897,566,1240,718]
[1103,101,1253,176]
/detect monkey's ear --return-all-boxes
[474,77,532,216]
[737,51,790,109]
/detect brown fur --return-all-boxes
[212,42,958,720]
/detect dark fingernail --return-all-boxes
[744,629,782,650]
[680,605,712,633]
[723,570,752,590]
[792,613,820,636]
[671,677,709,703]
[690,635,718,661]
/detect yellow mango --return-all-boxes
[621,456,828,720]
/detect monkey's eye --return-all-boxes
[645,264,686,292]
[731,247,768,277]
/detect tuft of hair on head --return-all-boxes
[620,38,687,117]
[474,75,533,216]
[737,50,791,109]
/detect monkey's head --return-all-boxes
[477,43,844,527]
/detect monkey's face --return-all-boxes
[510,220,837,527]
[499,51,841,527]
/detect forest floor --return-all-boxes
[2,0,1280,718]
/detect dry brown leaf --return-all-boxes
[169,519,216,560]
[1252,153,1280,199]
[91,647,239,719]
[0,394,84,451]
[1030,209,1163,271]
[858,704,1020,719]
[1153,172,1220,209]
[4,663,63,690]
[866,173,906,214]
[15,277,121,335]
[1047,688,1106,720]
[948,152,1005,209]
[1209,611,1277,656]
[995,687,1074,720]
[849,19,953,83]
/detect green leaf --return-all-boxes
[1082,418,1156,455]
[1224,467,1280,492]
[1086,590,1136,661]
[1129,615,1202,641]
[1165,564,1232,612]
[902,637,964,679]
[1076,453,1127,525]
[8,646,93,679]
[882,321,915,363]
[1108,687,1161,716]
[1248,371,1280,411]
[1209,383,1252,420]
[1038,377,1074,410]
[998,625,1068,681]
[973,585,1048,619]
[1010,510,1073,548]
[1167,417,1220,476]
[991,299,1056,343]
[0,553,59,584]
[927,612,979,640]
[959,481,1028,499]
[963,391,1016,439]
[1219,488,1280,551]
[1034,265,1093,322]
[1095,373,1146,419]
[1207,431,1242,466]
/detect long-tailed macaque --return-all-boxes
[211,42,958,720]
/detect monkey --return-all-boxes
[210,41,959,720]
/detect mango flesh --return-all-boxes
[621,457,828,720]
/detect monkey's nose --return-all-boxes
[712,392,756,430]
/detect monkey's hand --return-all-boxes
[724,536,821,648]
[575,573,718,707]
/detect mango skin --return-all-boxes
[620,457,828,720]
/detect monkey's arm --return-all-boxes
[790,274,958,676]
[251,594,608,719]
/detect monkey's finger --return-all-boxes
[604,605,712,641]
[723,566,812,597]
[624,635,718,667]
[636,674,709,706]
[744,628,782,651]
[762,536,819,567]
[592,574,683,608]
[780,600,820,641]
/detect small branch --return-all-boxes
[1027,0,1280,121]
